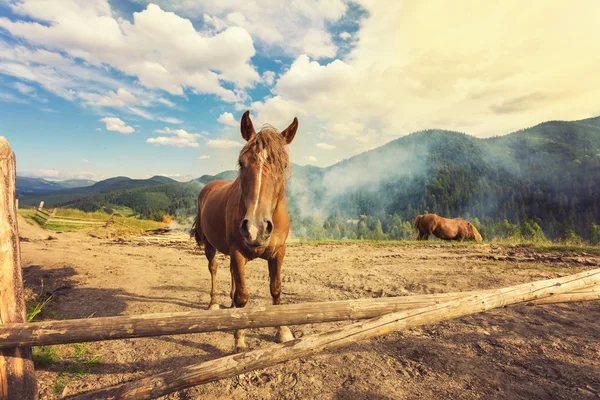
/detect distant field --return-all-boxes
[18,208,166,233]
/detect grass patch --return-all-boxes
[72,343,92,360]
[32,346,60,368]
[26,294,53,322]
[17,207,167,235]
[53,376,66,395]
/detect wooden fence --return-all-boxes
[35,203,115,228]
[1,135,600,399]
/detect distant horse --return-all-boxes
[415,213,483,243]
[192,110,298,352]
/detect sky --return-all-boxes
[0,0,599,182]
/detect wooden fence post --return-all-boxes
[0,137,38,400]
[105,211,115,228]
[34,201,43,217]
[43,208,57,227]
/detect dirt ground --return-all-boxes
[16,216,600,399]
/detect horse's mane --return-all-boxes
[239,125,291,189]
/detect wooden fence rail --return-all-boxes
[34,204,116,227]
[1,284,599,350]
[71,267,600,400]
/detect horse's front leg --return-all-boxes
[230,250,249,353]
[269,248,294,343]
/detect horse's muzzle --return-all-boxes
[240,218,273,247]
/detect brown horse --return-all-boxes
[192,110,298,352]
[415,213,483,243]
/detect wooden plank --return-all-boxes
[43,208,57,227]
[46,219,107,225]
[1,283,599,349]
[34,201,44,217]
[70,268,600,400]
[0,137,38,400]
[36,209,50,218]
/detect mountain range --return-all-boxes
[16,116,600,239]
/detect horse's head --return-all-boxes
[467,223,483,243]
[237,110,298,248]
[472,225,483,243]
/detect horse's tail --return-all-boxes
[414,215,423,232]
[191,209,203,247]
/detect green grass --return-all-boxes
[111,205,137,217]
[72,343,92,360]
[32,346,60,368]
[17,207,166,234]
[26,294,53,322]
[53,376,66,395]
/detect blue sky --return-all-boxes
[0,0,599,182]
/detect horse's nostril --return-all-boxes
[265,220,274,235]
[240,219,250,236]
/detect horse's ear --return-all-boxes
[240,110,255,141]
[281,117,298,144]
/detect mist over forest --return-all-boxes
[18,116,600,243]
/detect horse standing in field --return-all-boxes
[415,213,483,243]
[192,110,298,352]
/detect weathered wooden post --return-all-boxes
[34,201,43,217]
[0,137,38,399]
[43,208,57,227]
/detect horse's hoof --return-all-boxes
[208,303,220,311]
[234,343,247,353]
[277,326,295,343]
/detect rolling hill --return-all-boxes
[16,177,95,194]
[18,176,177,208]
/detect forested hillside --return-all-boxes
[286,117,600,242]
[17,117,600,242]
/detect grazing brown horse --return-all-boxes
[192,110,298,352]
[415,213,483,243]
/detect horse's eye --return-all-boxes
[238,159,244,169]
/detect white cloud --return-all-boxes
[0,2,259,102]
[261,70,275,86]
[251,0,600,167]
[146,127,202,148]
[127,107,154,120]
[157,97,175,107]
[217,112,238,127]
[82,158,89,163]
[339,31,351,40]
[0,92,28,103]
[12,81,47,102]
[31,168,60,178]
[40,107,56,112]
[152,0,347,59]
[316,143,336,150]
[80,88,136,108]
[197,155,210,159]
[206,139,243,149]
[303,155,317,163]
[99,117,135,134]
[19,169,97,180]
[13,81,34,94]
[95,127,101,131]
[157,116,183,124]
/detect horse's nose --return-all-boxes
[264,219,274,237]
[240,219,250,238]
